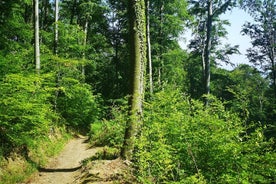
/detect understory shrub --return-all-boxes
[88,100,127,148]
[0,128,70,184]
[57,78,99,131]
[0,73,58,156]
[0,155,36,184]
[135,89,275,183]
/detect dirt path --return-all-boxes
[25,137,101,184]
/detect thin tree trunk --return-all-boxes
[157,0,164,86]
[272,58,276,97]
[34,0,40,73]
[82,20,88,76]
[200,22,206,88]
[202,43,206,88]
[158,67,161,85]
[270,32,276,97]
[146,0,153,94]
[268,0,276,98]
[203,0,212,106]
[54,0,59,55]
[54,0,59,112]
[121,0,146,161]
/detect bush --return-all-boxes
[0,128,70,184]
[57,78,99,131]
[135,89,275,183]
[88,101,127,148]
[0,73,58,156]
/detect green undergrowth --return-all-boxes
[83,102,136,183]
[0,157,35,184]
[135,89,276,183]
[0,128,71,184]
[28,128,71,166]
[87,89,276,183]
[88,101,127,148]
[88,120,125,148]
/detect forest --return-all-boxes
[0,0,275,183]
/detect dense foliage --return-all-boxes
[135,89,275,183]
[0,0,275,183]
[88,88,276,183]
[0,0,101,161]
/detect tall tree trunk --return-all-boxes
[146,0,153,94]
[203,0,213,106]
[121,0,146,161]
[157,1,164,86]
[272,57,276,97]
[54,0,59,112]
[267,4,276,98]
[270,32,276,97]
[200,22,206,90]
[34,0,40,73]
[54,0,59,55]
[82,19,88,76]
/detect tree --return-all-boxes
[78,0,129,100]
[211,65,269,121]
[146,0,153,94]
[0,0,33,52]
[121,0,147,160]
[228,65,269,121]
[79,0,98,76]
[149,0,188,90]
[241,0,276,97]
[204,0,213,100]
[34,0,40,73]
[54,0,59,55]
[188,0,238,105]
[40,0,53,31]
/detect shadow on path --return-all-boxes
[38,166,82,173]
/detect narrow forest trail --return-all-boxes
[24,137,102,184]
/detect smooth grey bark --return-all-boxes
[201,22,206,85]
[203,0,212,106]
[82,20,88,76]
[54,0,60,112]
[54,0,59,55]
[157,1,164,86]
[190,0,235,104]
[34,0,40,73]
[146,0,153,94]
[270,33,276,96]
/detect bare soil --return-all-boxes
[23,137,133,184]
[24,137,101,184]
[76,158,132,184]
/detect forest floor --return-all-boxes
[23,136,132,184]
